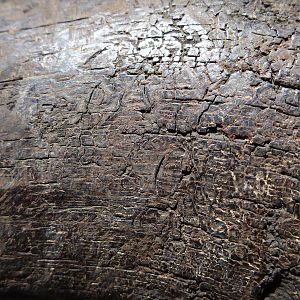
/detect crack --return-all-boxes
[139,84,153,113]
[273,79,300,91]
[89,67,110,71]
[0,77,23,84]
[154,155,165,191]
[259,76,300,91]
[112,91,124,113]
[85,82,101,115]
[248,103,299,118]
[197,101,212,126]
[252,32,276,38]
[137,263,195,282]
[81,47,108,67]
[255,268,282,300]
[279,170,299,181]
[18,17,89,32]
[270,105,299,118]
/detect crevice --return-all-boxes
[255,269,282,300]
[18,17,89,32]
[0,77,23,84]
[154,155,165,190]
[81,47,108,67]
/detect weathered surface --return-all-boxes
[0,0,299,299]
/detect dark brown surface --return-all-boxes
[0,0,299,299]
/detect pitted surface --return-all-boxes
[0,1,299,299]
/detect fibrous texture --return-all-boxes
[0,0,299,299]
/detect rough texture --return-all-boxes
[0,0,299,299]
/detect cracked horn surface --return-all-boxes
[0,0,299,299]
